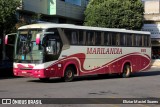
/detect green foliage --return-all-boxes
[15,18,28,30]
[0,0,20,33]
[84,0,144,30]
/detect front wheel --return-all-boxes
[121,65,131,78]
[63,67,74,82]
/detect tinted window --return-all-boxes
[104,32,112,45]
[86,31,94,45]
[64,29,76,45]
[95,32,102,45]
[112,33,119,46]
[120,33,126,46]
[126,34,132,46]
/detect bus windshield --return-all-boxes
[15,29,43,63]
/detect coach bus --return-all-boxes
[6,23,151,81]
[0,33,16,76]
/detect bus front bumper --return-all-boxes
[13,68,47,78]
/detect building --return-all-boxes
[142,0,160,61]
[144,0,160,14]
[17,0,88,24]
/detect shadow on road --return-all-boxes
[0,68,23,80]
[0,74,23,80]
[131,70,160,77]
[28,70,160,83]
[0,68,14,79]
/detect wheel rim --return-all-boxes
[125,67,130,76]
[123,65,130,77]
[64,67,74,82]
[66,70,72,78]
[122,65,131,78]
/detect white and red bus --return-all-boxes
[8,23,151,81]
[0,33,16,76]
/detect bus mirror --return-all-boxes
[5,35,8,44]
[36,34,41,45]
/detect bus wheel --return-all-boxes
[63,67,74,82]
[39,78,50,82]
[121,64,131,78]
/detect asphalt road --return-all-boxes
[0,67,160,107]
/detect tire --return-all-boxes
[39,78,50,82]
[63,67,74,82]
[121,64,131,78]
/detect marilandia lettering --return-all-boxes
[87,48,122,54]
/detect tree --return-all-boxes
[0,0,20,35]
[16,13,43,29]
[84,0,144,30]
[15,17,28,29]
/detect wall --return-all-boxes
[23,0,49,14]
[144,0,160,14]
[56,0,85,20]
[22,0,86,21]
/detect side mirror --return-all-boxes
[5,35,8,44]
[36,33,41,45]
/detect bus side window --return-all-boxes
[86,31,94,46]
[120,33,126,46]
[104,32,111,46]
[112,33,119,46]
[134,35,138,46]
[64,29,72,44]
[135,35,142,46]
[95,32,101,46]
[101,32,104,46]
[148,35,151,47]
[144,35,150,47]
[64,29,78,45]
[71,31,78,45]
[126,34,132,46]
[78,30,85,45]
[138,35,143,46]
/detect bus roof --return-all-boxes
[18,23,150,35]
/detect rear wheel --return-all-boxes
[121,64,131,78]
[63,67,74,82]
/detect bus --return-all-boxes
[0,33,16,76]
[7,23,151,81]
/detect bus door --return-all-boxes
[42,33,62,62]
[42,33,62,76]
